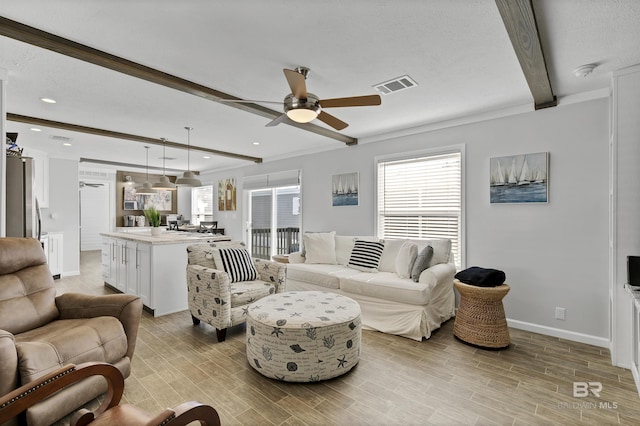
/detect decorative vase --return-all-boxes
[150,227,161,236]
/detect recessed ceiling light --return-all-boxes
[63,142,72,146]
[253,142,260,146]
[203,155,211,159]
[40,97,56,104]
[30,128,42,132]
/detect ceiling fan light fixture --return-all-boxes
[286,108,319,123]
[176,126,202,187]
[284,93,321,123]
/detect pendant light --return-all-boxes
[175,126,202,187]
[136,146,158,195]
[153,138,177,190]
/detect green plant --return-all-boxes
[144,207,161,227]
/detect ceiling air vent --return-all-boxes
[50,135,72,142]
[373,75,418,95]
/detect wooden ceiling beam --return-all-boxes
[495,0,557,109]
[7,113,263,163]
[0,16,357,145]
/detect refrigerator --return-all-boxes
[6,156,42,239]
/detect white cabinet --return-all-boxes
[47,232,63,279]
[102,237,152,307]
[125,242,151,301]
[101,237,118,286]
[136,243,151,307]
[115,239,128,292]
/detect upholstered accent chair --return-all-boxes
[0,362,221,426]
[186,242,286,342]
[0,237,142,426]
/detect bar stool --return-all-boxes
[454,279,511,349]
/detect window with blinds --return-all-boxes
[377,151,462,268]
[191,185,213,225]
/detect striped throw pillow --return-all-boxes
[347,240,385,272]
[218,248,258,283]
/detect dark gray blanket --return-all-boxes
[455,266,505,287]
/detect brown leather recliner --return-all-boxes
[0,237,142,426]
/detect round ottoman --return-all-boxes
[454,279,511,349]
[246,291,361,382]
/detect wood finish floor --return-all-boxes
[52,251,640,425]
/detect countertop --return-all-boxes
[101,230,232,245]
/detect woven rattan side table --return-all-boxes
[453,279,510,349]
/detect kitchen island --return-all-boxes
[101,230,231,316]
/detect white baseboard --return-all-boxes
[507,318,610,348]
[61,270,80,277]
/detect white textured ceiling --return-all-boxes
[1,0,639,174]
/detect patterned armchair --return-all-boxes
[186,243,286,342]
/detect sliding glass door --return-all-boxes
[249,186,300,259]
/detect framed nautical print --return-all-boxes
[332,172,359,206]
[490,152,549,204]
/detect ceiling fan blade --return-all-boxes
[283,69,307,99]
[317,111,348,130]
[265,113,289,127]
[219,99,283,105]
[319,94,382,108]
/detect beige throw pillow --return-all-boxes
[303,231,337,264]
[379,239,408,272]
[396,241,418,278]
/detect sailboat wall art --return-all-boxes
[490,152,549,204]
[332,172,359,206]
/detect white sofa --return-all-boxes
[286,232,456,341]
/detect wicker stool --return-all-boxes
[454,279,510,349]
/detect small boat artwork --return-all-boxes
[332,172,359,206]
[490,152,548,203]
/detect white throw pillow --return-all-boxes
[396,241,418,278]
[303,231,337,264]
[335,235,357,265]
[379,239,408,272]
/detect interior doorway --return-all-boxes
[79,181,110,251]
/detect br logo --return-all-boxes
[573,382,602,398]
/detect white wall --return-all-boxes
[198,97,610,344]
[41,158,80,275]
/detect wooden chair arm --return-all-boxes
[0,362,124,425]
[148,401,221,426]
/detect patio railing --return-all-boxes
[251,227,300,259]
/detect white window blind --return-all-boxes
[377,151,461,268]
[243,169,301,190]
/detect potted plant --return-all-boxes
[144,207,161,236]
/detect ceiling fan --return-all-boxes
[222,67,381,131]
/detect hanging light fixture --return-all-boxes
[136,146,158,195]
[153,138,177,190]
[176,126,202,187]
